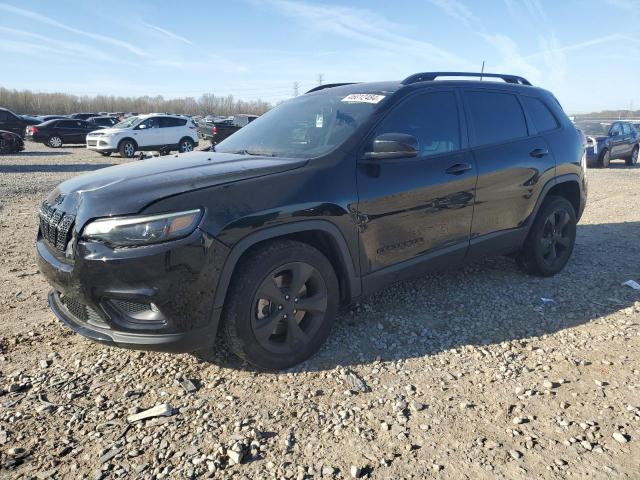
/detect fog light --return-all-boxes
[150,302,160,313]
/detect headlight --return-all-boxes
[82,209,202,247]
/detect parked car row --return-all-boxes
[196,114,258,144]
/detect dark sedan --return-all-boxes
[0,130,24,153]
[87,116,119,128]
[578,120,639,167]
[26,119,103,148]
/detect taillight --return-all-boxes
[29,126,38,135]
[212,126,217,135]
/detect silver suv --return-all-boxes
[86,114,199,157]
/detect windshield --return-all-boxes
[113,116,141,129]
[575,121,609,136]
[215,92,386,158]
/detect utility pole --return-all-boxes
[317,74,324,86]
[293,82,299,97]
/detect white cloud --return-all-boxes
[143,23,193,45]
[0,3,150,57]
[425,0,477,26]
[266,0,469,68]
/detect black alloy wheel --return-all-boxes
[251,262,328,354]
[220,239,338,370]
[517,196,576,276]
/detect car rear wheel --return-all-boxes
[626,146,638,166]
[599,149,610,168]
[517,196,577,277]
[178,138,195,153]
[48,136,63,148]
[118,140,136,158]
[221,239,339,370]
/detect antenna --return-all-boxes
[480,61,485,81]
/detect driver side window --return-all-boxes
[374,91,460,157]
[139,118,159,129]
[610,123,622,136]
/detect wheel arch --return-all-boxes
[527,174,583,229]
[213,221,361,311]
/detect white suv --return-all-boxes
[86,114,199,158]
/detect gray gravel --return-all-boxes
[1,144,639,479]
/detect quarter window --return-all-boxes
[374,91,461,157]
[466,91,527,146]
[521,96,559,133]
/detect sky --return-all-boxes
[1,0,639,113]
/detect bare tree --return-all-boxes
[0,87,273,116]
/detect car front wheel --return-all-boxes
[221,239,339,370]
[599,149,610,168]
[517,196,577,277]
[178,138,195,153]
[118,140,136,158]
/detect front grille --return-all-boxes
[112,300,151,315]
[39,201,75,252]
[60,295,108,328]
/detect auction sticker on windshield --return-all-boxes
[341,94,386,104]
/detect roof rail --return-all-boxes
[401,72,532,86]
[306,83,358,94]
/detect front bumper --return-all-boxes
[36,228,230,353]
[86,135,118,152]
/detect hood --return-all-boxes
[87,127,123,135]
[46,151,307,228]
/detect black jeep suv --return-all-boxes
[36,72,587,369]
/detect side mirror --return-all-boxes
[137,124,147,130]
[363,133,418,160]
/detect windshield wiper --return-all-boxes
[225,149,277,157]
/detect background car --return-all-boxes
[69,113,99,120]
[0,108,34,137]
[36,115,68,122]
[578,120,639,167]
[0,130,24,153]
[26,118,103,148]
[87,116,119,128]
[85,114,198,157]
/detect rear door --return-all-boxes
[356,89,476,275]
[463,89,556,257]
[55,120,77,142]
[621,123,633,157]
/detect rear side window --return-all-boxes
[521,96,559,133]
[56,120,75,128]
[160,117,187,127]
[0,111,7,121]
[465,91,527,146]
[375,91,460,157]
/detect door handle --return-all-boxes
[445,163,472,175]
[529,148,549,158]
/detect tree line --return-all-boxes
[0,87,273,116]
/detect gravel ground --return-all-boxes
[0,143,639,479]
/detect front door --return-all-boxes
[356,90,476,278]
[609,122,625,158]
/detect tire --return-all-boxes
[178,137,195,153]
[47,136,63,148]
[516,196,577,277]
[599,149,610,168]
[221,239,339,370]
[98,152,111,157]
[118,139,136,158]
[626,146,638,166]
